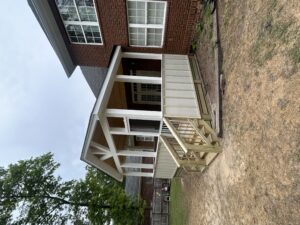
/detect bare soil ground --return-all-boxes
[182,0,300,224]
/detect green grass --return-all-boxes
[169,178,187,225]
[289,41,300,64]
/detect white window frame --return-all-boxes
[126,0,167,48]
[56,0,104,45]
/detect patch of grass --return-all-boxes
[289,42,300,64]
[169,178,187,225]
[250,17,294,66]
[191,3,213,53]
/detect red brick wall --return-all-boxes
[48,0,200,67]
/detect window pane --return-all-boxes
[147,28,162,46]
[127,1,145,24]
[76,0,97,22]
[56,0,79,21]
[83,25,102,43]
[129,27,145,46]
[66,25,85,43]
[147,2,165,25]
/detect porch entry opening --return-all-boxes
[129,119,160,133]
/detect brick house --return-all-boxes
[29,0,221,186]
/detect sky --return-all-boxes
[0,2,95,180]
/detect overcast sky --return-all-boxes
[0,2,95,180]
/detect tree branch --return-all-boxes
[4,194,112,209]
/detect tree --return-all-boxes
[0,153,145,225]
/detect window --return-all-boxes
[127,0,167,47]
[55,0,103,45]
[130,70,161,105]
[136,136,155,142]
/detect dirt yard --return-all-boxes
[182,0,300,224]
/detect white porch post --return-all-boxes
[121,163,154,169]
[124,171,154,177]
[115,75,162,84]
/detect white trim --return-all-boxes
[105,109,162,121]
[122,52,162,60]
[115,75,162,84]
[93,46,122,116]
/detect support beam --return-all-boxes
[117,150,156,157]
[94,46,122,116]
[121,163,154,169]
[90,141,110,153]
[109,127,159,137]
[106,109,162,121]
[100,118,123,174]
[124,171,154,177]
[188,119,212,145]
[122,52,162,60]
[186,144,222,153]
[115,75,162,84]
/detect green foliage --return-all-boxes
[0,153,145,225]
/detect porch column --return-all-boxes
[115,75,162,84]
[124,171,154,177]
[121,163,154,169]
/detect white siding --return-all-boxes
[154,142,178,179]
[162,54,201,118]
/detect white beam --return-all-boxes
[115,75,162,84]
[100,118,124,174]
[122,52,162,60]
[100,154,113,161]
[93,46,122,116]
[106,109,162,121]
[124,171,154,177]
[109,127,159,137]
[90,141,110,153]
[121,163,154,169]
[84,153,123,181]
[117,150,156,157]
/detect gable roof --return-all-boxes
[28,0,76,77]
